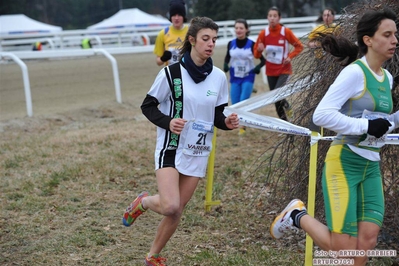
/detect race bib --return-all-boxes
[263,45,284,64]
[183,120,214,157]
[358,110,394,148]
[233,60,249,78]
[169,48,179,64]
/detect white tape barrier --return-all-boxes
[224,107,311,136]
[225,72,399,146]
[230,73,320,112]
[224,108,399,145]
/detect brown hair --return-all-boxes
[235,18,250,36]
[268,6,281,17]
[179,17,219,56]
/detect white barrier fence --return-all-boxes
[0,15,322,117]
[0,49,122,117]
[0,28,155,52]
[0,16,320,52]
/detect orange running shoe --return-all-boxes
[145,254,167,266]
[122,191,149,227]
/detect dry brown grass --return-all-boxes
[0,99,309,265]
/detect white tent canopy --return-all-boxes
[0,14,62,35]
[87,8,170,30]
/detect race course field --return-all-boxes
[1,46,395,266]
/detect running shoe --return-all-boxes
[122,191,149,227]
[145,254,167,266]
[270,199,306,239]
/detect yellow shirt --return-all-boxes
[309,23,340,58]
[153,25,188,65]
[309,23,339,40]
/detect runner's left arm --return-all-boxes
[214,103,231,130]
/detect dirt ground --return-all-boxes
[0,46,272,122]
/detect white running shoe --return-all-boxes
[270,199,306,239]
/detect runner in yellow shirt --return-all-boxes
[154,0,188,66]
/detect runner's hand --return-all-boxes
[252,64,262,74]
[283,57,291,64]
[257,43,265,53]
[161,51,172,62]
[367,118,391,138]
[224,63,229,73]
[170,118,187,134]
[225,113,240,130]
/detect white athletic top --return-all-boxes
[147,64,229,177]
[313,57,398,161]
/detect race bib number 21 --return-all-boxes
[183,120,214,156]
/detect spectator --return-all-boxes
[81,38,92,49]
[32,41,42,51]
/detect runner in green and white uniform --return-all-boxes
[313,57,396,235]
[270,9,399,265]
